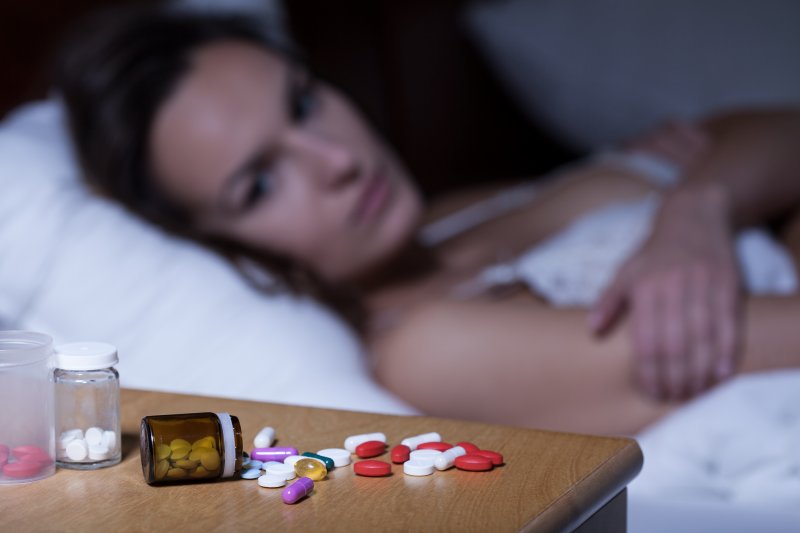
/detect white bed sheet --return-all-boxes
[630,370,800,531]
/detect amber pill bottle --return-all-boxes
[139,412,243,485]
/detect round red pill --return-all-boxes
[0,444,9,455]
[475,450,504,466]
[353,460,392,477]
[454,454,493,472]
[390,444,411,464]
[0,452,8,468]
[455,441,480,454]
[12,445,47,459]
[355,440,386,459]
[13,447,52,466]
[417,442,453,452]
[2,461,43,479]
[19,453,53,466]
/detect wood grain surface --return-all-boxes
[0,389,642,532]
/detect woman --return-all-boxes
[55,7,800,435]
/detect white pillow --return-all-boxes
[465,0,800,150]
[0,100,416,415]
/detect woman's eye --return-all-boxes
[242,169,273,209]
[290,78,318,122]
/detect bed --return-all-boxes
[3,1,800,530]
[463,1,800,529]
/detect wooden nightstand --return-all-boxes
[1,389,641,531]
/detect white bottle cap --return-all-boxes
[216,412,237,478]
[55,342,118,370]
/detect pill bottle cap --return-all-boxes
[55,342,118,370]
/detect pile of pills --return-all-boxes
[58,428,118,463]
[239,425,348,504]
[152,436,222,481]
[239,426,504,505]
[0,444,53,480]
[351,431,503,477]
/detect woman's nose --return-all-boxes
[289,131,359,188]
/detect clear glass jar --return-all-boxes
[0,331,56,484]
[139,412,243,485]
[53,342,121,469]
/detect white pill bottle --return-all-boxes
[53,342,121,469]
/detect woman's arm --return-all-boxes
[696,108,800,227]
[372,297,670,436]
[592,109,800,401]
[371,295,800,436]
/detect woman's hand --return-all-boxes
[589,119,745,401]
[590,185,743,400]
[621,119,710,168]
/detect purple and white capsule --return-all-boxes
[251,447,298,463]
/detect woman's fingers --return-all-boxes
[687,267,714,395]
[660,271,688,400]
[631,266,734,401]
[589,273,627,335]
[631,281,660,397]
[626,119,711,169]
[659,120,711,166]
[671,120,711,155]
[713,276,740,382]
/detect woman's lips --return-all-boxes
[353,168,391,225]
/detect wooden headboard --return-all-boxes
[2,0,573,195]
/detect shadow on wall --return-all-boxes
[464,0,800,150]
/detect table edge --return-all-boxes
[521,437,643,532]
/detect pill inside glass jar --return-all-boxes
[139,412,242,485]
[54,342,121,470]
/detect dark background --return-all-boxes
[0,0,575,196]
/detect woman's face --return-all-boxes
[149,41,422,282]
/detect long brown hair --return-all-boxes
[54,6,365,329]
